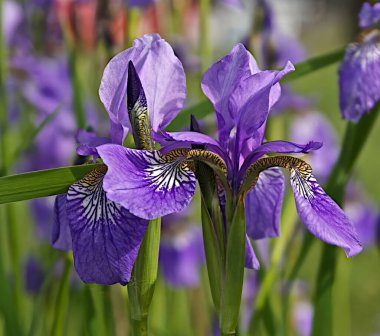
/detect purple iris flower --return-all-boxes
[98,39,362,264]
[2,1,23,45]
[159,211,204,287]
[359,2,380,29]
[339,2,380,122]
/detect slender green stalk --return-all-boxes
[248,195,297,334]
[127,218,161,336]
[51,255,72,336]
[312,105,380,336]
[89,286,108,336]
[199,0,211,72]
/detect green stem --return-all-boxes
[312,105,380,336]
[89,286,108,336]
[51,254,72,336]
[127,218,161,336]
[199,0,211,72]
[248,195,297,333]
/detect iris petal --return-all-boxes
[67,166,148,285]
[98,144,197,220]
[246,168,285,240]
[52,194,72,251]
[290,170,362,257]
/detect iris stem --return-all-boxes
[51,254,72,336]
[312,104,380,336]
[248,195,297,333]
[127,218,161,336]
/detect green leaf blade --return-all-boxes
[0,164,101,204]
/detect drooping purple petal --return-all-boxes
[66,167,148,285]
[239,140,322,183]
[290,112,339,182]
[52,194,72,251]
[98,144,197,220]
[338,30,380,122]
[246,168,285,240]
[359,2,380,29]
[99,34,186,132]
[201,44,259,149]
[24,257,45,295]
[245,236,260,270]
[290,171,362,257]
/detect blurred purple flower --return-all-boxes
[24,256,45,295]
[290,112,339,182]
[345,183,379,247]
[359,2,380,29]
[293,301,313,336]
[125,0,156,8]
[2,0,22,45]
[159,212,204,287]
[339,3,380,122]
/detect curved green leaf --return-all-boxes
[0,164,101,204]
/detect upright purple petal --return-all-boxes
[99,34,186,132]
[66,166,148,285]
[52,194,72,251]
[98,144,197,220]
[246,168,285,240]
[201,44,258,149]
[232,61,294,148]
[359,3,380,29]
[126,0,156,8]
[290,171,362,257]
[338,30,380,122]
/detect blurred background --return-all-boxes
[0,0,379,335]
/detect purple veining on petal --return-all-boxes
[290,171,362,257]
[66,167,148,285]
[98,144,197,220]
[246,168,285,240]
